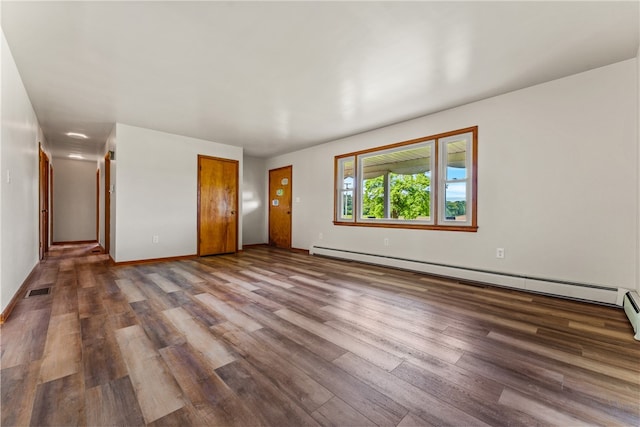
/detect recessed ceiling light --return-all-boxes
[68,154,84,159]
[66,132,88,139]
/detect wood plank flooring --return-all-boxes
[1,243,639,426]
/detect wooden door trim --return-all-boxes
[197,155,239,256]
[44,155,49,254]
[38,145,43,259]
[268,165,293,249]
[96,169,99,241]
[104,153,111,255]
[38,145,50,260]
[49,166,53,247]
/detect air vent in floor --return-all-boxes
[25,287,51,298]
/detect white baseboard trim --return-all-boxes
[310,246,623,306]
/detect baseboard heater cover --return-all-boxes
[310,246,620,305]
[623,291,640,341]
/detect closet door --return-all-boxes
[198,155,238,255]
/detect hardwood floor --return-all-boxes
[1,243,638,426]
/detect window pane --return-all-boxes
[389,172,431,220]
[446,139,467,180]
[444,181,467,221]
[340,158,355,190]
[340,191,353,219]
[360,142,433,221]
[336,156,355,222]
[361,174,385,219]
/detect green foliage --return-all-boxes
[342,192,353,218]
[446,200,466,218]
[389,173,431,219]
[362,173,431,219]
[361,176,385,218]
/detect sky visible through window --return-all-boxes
[446,166,466,201]
[344,176,354,189]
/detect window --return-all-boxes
[334,126,477,231]
[336,156,355,221]
[359,141,434,222]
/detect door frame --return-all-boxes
[197,155,239,256]
[96,169,100,241]
[49,165,54,248]
[268,165,293,249]
[38,145,50,260]
[104,152,111,254]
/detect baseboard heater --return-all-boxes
[310,246,623,306]
[623,291,640,341]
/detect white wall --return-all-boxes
[637,45,640,292]
[106,125,117,259]
[267,59,638,292]
[1,30,3,300]
[242,155,267,245]
[52,158,97,242]
[0,30,47,312]
[114,123,243,262]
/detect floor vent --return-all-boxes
[623,291,640,341]
[25,287,51,298]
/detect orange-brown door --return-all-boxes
[268,165,292,248]
[96,169,100,241]
[104,153,111,254]
[198,155,238,256]
[49,166,53,248]
[39,146,50,260]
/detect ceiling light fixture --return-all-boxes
[68,154,84,159]
[66,132,88,139]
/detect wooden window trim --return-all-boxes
[334,126,478,232]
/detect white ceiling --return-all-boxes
[2,1,638,159]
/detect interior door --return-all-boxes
[49,166,53,249]
[269,165,292,248]
[39,147,49,260]
[198,155,238,256]
[104,153,111,254]
[96,169,100,241]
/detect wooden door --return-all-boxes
[104,153,110,254]
[39,147,50,259]
[198,155,238,256]
[269,165,292,248]
[49,166,53,248]
[96,169,100,241]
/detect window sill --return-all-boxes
[332,221,478,232]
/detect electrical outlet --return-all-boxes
[6,170,11,184]
[496,248,505,259]
[152,235,159,244]
[384,238,389,246]
[318,232,323,240]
